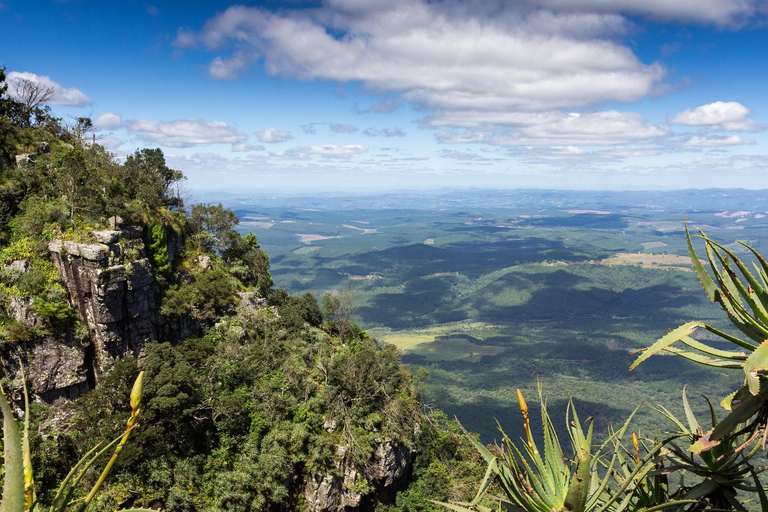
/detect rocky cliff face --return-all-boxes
[303,436,416,512]
[48,226,158,381]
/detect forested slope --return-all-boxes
[0,67,483,511]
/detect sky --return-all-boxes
[2,0,768,193]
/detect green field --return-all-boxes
[217,189,768,441]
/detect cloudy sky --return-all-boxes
[2,0,768,192]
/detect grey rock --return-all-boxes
[9,259,30,272]
[108,216,124,230]
[92,230,122,244]
[48,230,159,380]
[15,153,36,167]
[198,255,212,270]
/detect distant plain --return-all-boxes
[217,189,768,441]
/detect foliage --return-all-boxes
[631,225,768,454]
[0,368,151,512]
[160,268,237,321]
[435,386,674,512]
[146,221,170,275]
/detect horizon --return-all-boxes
[3,1,768,192]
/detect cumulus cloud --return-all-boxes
[363,127,406,137]
[685,135,754,147]
[93,112,123,130]
[671,101,763,131]
[330,124,358,133]
[175,3,664,112]
[126,118,246,147]
[256,128,293,143]
[302,124,317,134]
[7,71,92,106]
[209,51,251,80]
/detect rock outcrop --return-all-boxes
[48,227,158,380]
[303,437,415,512]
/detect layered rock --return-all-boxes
[48,227,158,380]
[303,437,415,512]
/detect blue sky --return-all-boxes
[2,0,768,193]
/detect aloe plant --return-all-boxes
[631,224,768,454]
[434,386,680,512]
[654,387,768,511]
[0,367,153,512]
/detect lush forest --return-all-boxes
[3,64,768,512]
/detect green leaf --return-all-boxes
[743,340,768,394]
[678,336,747,360]
[630,322,704,370]
[0,384,25,512]
[687,224,718,302]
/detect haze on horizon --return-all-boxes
[2,0,768,193]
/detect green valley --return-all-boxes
[216,190,768,442]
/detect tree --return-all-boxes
[10,74,53,109]
[123,148,184,210]
[187,203,238,254]
[3,72,55,129]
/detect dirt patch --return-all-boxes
[241,221,275,229]
[342,224,378,234]
[295,233,343,243]
[640,241,668,250]
[598,253,693,271]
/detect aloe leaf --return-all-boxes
[0,384,24,512]
[630,322,704,370]
[688,224,719,302]
[681,387,699,435]
[705,238,768,325]
[702,324,756,351]
[431,501,475,512]
[702,396,719,428]
[690,394,764,453]
[678,336,747,360]
[744,342,768,394]
[662,347,745,368]
[717,269,768,340]
[469,458,499,506]
[19,365,36,512]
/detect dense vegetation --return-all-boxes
[0,67,485,511]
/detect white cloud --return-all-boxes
[671,101,762,131]
[232,142,266,152]
[330,124,358,133]
[7,71,92,106]
[685,135,754,147]
[363,127,406,137]
[292,144,368,157]
[176,3,664,112]
[126,118,246,147]
[209,51,251,80]
[436,110,668,146]
[302,124,317,134]
[256,128,293,143]
[93,112,123,130]
[525,0,762,26]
